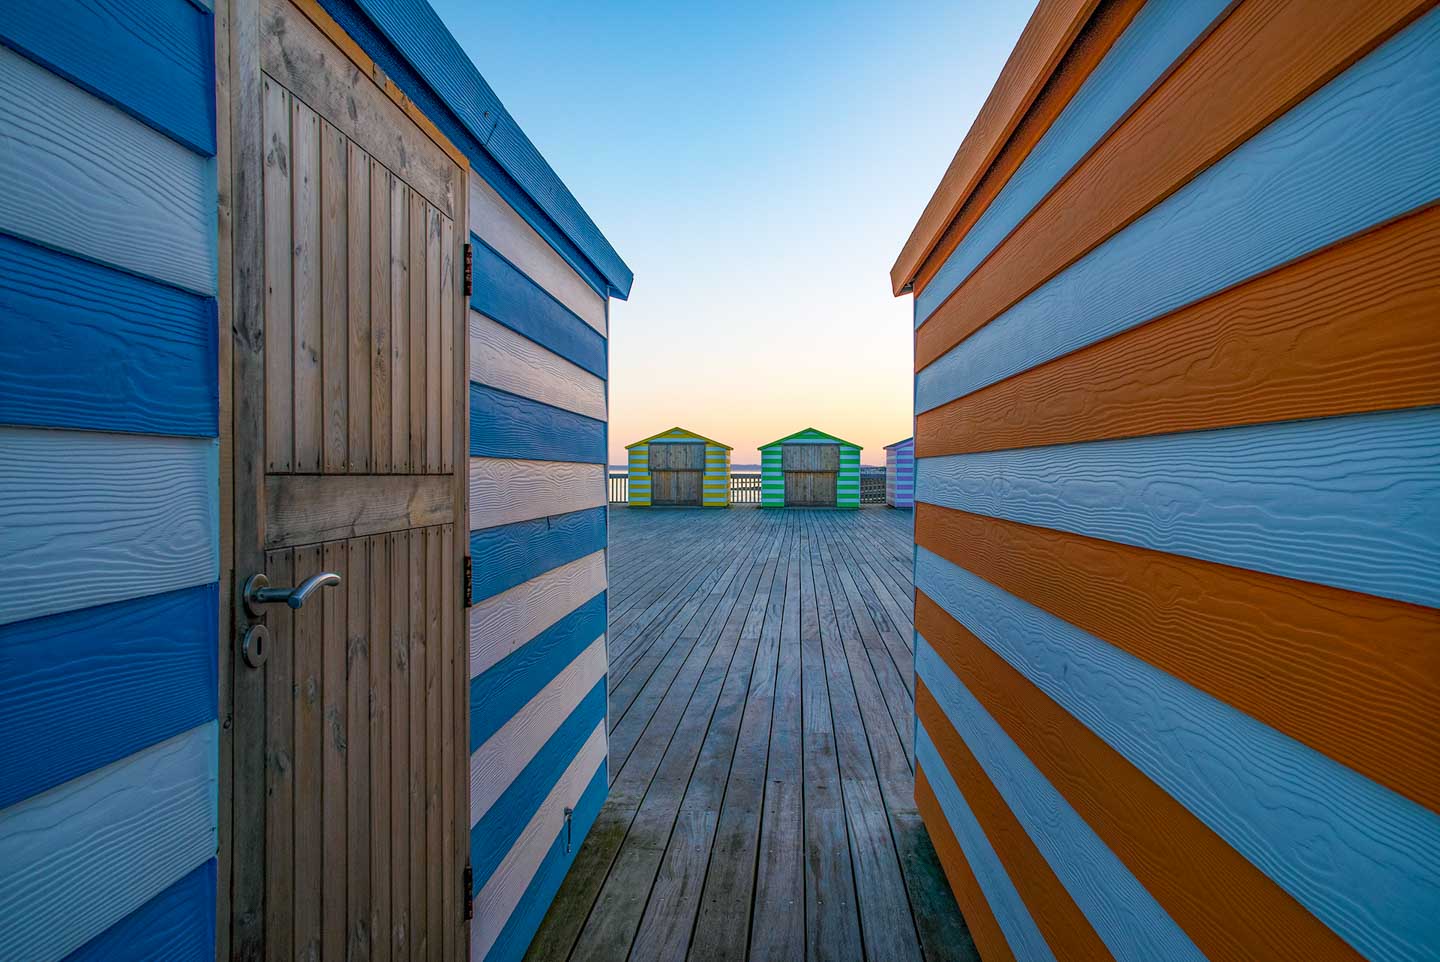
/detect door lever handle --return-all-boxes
[243,572,341,615]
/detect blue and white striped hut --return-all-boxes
[885,436,915,508]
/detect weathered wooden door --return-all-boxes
[650,442,704,505]
[783,444,838,506]
[227,1,469,959]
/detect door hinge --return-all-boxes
[463,858,474,921]
[463,555,473,608]
[463,243,473,298]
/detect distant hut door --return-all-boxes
[783,443,839,506]
[225,1,470,958]
[650,442,705,505]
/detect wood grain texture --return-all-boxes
[915,0,1435,371]
[259,0,456,217]
[369,159,394,475]
[911,0,1147,301]
[263,77,295,472]
[918,504,1440,812]
[469,172,607,334]
[265,548,297,961]
[469,458,607,530]
[0,0,216,155]
[0,428,218,626]
[321,120,351,474]
[348,140,374,473]
[266,473,453,545]
[468,550,607,680]
[915,724,1056,962]
[915,767,1015,962]
[916,594,1372,962]
[916,550,1440,961]
[292,98,324,472]
[0,723,217,962]
[890,0,1100,293]
[468,382,606,464]
[921,670,1205,961]
[0,233,217,438]
[470,312,606,421]
[919,204,1440,456]
[0,44,216,296]
[390,175,411,473]
[0,584,217,809]
[470,637,606,827]
[426,205,443,474]
[408,190,427,473]
[918,405,1440,609]
[915,688,1114,961]
[914,0,1223,323]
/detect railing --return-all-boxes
[610,471,887,504]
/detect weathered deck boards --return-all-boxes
[526,506,976,962]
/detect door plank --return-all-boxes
[440,216,455,474]
[266,474,454,546]
[265,548,296,961]
[348,141,372,473]
[441,524,457,962]
[371,161,393,474]
[426,207,443,474]
[292,102,323,473]
[391,530,411,956]
[322,540,349,959]
[409,530,428,958]
[322,120,350,473]
[426,527,444,962]
[391,179,410,473]
[370,533,393,962]
[294,543,324,958]
[409,190,427,472]
[347,538,372,960]
[263,80,293,473]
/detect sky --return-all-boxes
[429,0,1039,465]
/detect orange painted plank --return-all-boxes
[912,0,1147,297]
[915,0,1431,370]
[917,685,1114,962]
[918,204,1440,456]
[916,504,1440,812]
[914,765,1018,962]
[916,592,1364,962]
[890,0,1100,294]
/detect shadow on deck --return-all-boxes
[526,506,975,962]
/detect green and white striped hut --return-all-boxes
[760,428,861,508]
[626,427,732,506]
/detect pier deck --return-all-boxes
[526,506,974,962]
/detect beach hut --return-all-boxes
[760,428,861,508]
[892,2,1440,959]
[626,427,732,506]
[884,437,914,508]
[0,0,630,957]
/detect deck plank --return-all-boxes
[526,506,970,962]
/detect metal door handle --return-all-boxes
[243,572,341,615]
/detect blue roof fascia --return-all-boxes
[319,0,634,300]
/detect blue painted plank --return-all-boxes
[0,0,215,156]
[469,382,606,464]
[470,239,607,378]
[917,9,1440,412]
[915,547,1440,962]
[64,859,216,962]
[916,0,1228,326]
[0,583,217,810]
[0,232,218,437]
[322,0,632,297]
[470,679,606,890]
[470,507,606,603]
[0,428,220,626]
[915,724,1055,962]
[0,44,218,298]
[470,593,607,751]
[916,406,1440,609]
[0,722,218,962]
[918,635,1205,961]
[480,758,609,962]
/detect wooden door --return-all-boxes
[227,1,469,959]
[783,444,838,506]
[650,442,704,505]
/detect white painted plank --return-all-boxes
[0,427,219,626]
[469,172,606,335]
[469,311,606,421]
[469,457,606,530]
[470,638,606,826]
[471,721,606,962]
[469,550,607,679]
[0,722,217,962]
[0,45,216,296]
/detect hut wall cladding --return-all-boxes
[896,1,1440,961]
[626,427,732,507]
[759,428,862,508]
[886,438,915,508]
[0,0,222,958]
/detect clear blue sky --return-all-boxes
[430,0,1039,465]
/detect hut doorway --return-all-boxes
[225,1,471,955]
[783,443,839,506]
[650,442,705,505]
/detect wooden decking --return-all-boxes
[525,506,975,962]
